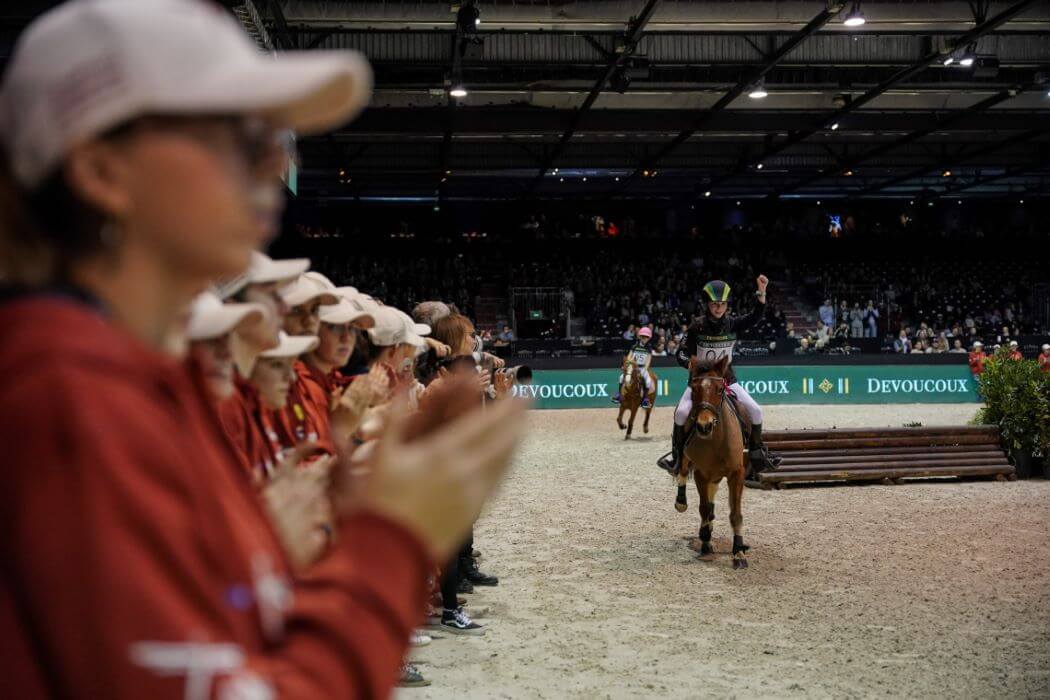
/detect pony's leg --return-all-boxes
[674,457,689,512]
[626,405,637,439]
[728,471,749,569]
[616,404,626,430]
[696,476,716,556]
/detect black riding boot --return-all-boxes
[748,424,781,476]
[658,423,685,475]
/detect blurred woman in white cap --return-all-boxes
[0,1,526,697]
[1007,340,1023,361]
[1039,344,1050,373]
[186,289,266,401]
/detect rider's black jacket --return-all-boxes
[675,301,766,385]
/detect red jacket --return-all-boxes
[968,351,986,375]
[218,376,285,482]
[1008,350,1023,361]
[273,361,335,455]
[0,296,431,698]
[1040,352,1050,372]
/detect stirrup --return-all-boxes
[612,394,621,404]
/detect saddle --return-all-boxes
[725,389,752,450]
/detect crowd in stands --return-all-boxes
[792,261,1046,355]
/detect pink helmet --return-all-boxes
[637,327,653,339]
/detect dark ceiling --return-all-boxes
[4,1,1050,202]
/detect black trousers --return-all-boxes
[440,527,475,610]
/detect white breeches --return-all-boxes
[674,382,763,427]
[620,370,654,393]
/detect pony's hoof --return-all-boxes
[674,501,687,513]
[624,433,631,440]
[700,541,714,556]
[617,424,625,430]
[732,555,748,569]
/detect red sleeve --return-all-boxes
[0,369,431,699]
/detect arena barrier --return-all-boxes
[512,364,980,409]
[758,425,1015,488]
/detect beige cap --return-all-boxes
[280,274,339,308]
[0,0,373,187]
[260,331,318,358]
[216,251,310,299]
[186,290,265,341]
[319,296,375,328]
[368,307,430,348]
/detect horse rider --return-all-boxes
[657,276,781,479]
[613,326,654,409]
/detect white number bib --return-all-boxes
[694,339,734,368]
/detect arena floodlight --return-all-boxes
[830,122,840,130]
[843,1,865,27]
[449,84,468,98]
[959,45,976,67]
[942,169,952,177]
[747,79,768,99]
[755,163,764,170]
[704,190,712,197]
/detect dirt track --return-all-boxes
[405,405,1050,699]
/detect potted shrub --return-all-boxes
[975,349,1050,478]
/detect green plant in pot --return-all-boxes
[975,348,1050,478]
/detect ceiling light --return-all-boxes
[736,200,741,206]
[748,79,768,99]
[615,176,621,182]
[843,2,865,27]
[830,122,840,131]
[958,45,976,67]
[817,200,822,205]
[582,177,587,182]
[844,169,854,177]
[704,191,712,197]
[942,170,952,177]
[943,55,955,66]
[957,200,962,204]
[755,163,764,170]
[449,84,468,98]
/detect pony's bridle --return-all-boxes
[688,376,726,432]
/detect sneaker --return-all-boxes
[612,393,621,404]
[456,578,474,594]
[440,607,485,636]
[400,663,430,688]
[410,630,432,647]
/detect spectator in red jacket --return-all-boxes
[1008,340,1023,361]
[968,341,987,375]
[1039,344,1050,372]
[0,1,526,697]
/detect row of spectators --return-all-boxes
[0,5,523,697]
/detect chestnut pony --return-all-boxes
[616,357,656,440]
[673,356,750,568]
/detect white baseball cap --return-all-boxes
[973,341,983,348]
[1009,340,1018,347]
[319,296,375,328]
[1042,344,1049,351]
[216,251,310,299]
[260,331,318,358]
[186,290,266,341]
[368,307,430,348]
[280,274,339,308]
[0,0,373,188]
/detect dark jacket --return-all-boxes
[675,301,765,384]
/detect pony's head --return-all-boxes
[688,356,728,438]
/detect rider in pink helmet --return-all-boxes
[613,325,655,408]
